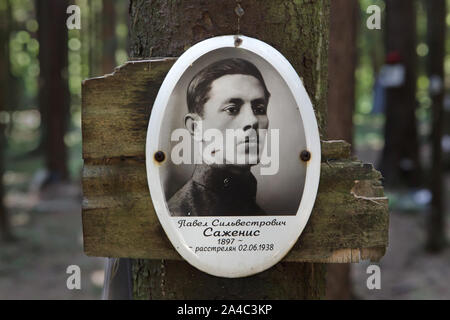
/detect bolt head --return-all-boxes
[154,151,165,163]
[300,150,311,162]
[235,5,245,17]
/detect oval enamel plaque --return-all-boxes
[146,35,321,278]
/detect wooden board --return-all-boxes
[82,59,389,263]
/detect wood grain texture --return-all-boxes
[82,58,176,160]
[81,59,388,264]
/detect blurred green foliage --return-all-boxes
[354,0,386,150]
[2,0,129,181]
[354,0,450,152]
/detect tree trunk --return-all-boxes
[128,0,330,300]
[37,0,70,181]
[102,0,117,74]
[379,0,421,187]
[326,0,357,143]
[426,0,447,252]
[0,0,12,241]
[325,0,358,300]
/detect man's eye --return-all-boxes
[224,105,239,115]
[253,105,266,115]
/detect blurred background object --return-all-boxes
[325,0,358,300]
[0,0,129,299]
[0,0,448,299]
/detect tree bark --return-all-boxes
[37,0,70,181]
[325,0,358,300]
[379,0,421,187]
[128,0,330,299]
[426,0,447,252]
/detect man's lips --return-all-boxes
[238,136,258,145]
[207,136,259,155]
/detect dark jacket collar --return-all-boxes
[191,165,257,199]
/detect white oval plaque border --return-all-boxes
[146,35,321,278]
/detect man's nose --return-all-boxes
[239,105,258,131]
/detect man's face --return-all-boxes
[196,74,269,166]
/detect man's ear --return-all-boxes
[184,113,201,136]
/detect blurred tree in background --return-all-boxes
[380,0,422,188]
[327,0,358,144]
[325,0,359,300]
[102,0,117,74]
[0,0,130,241]
[0,0,12,241]
[426,0,447,252]
[37,0,70,182]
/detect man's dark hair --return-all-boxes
[186,58,271,116]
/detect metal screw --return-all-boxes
[300,150,311,162]
[154,151,165,163]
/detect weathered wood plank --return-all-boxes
[81,59,388,263]
[82,160,388,262]
[82,157,388,262]
[82,58,176,159]
[321,140,352,160]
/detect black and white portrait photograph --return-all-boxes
[156,47,308,217]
